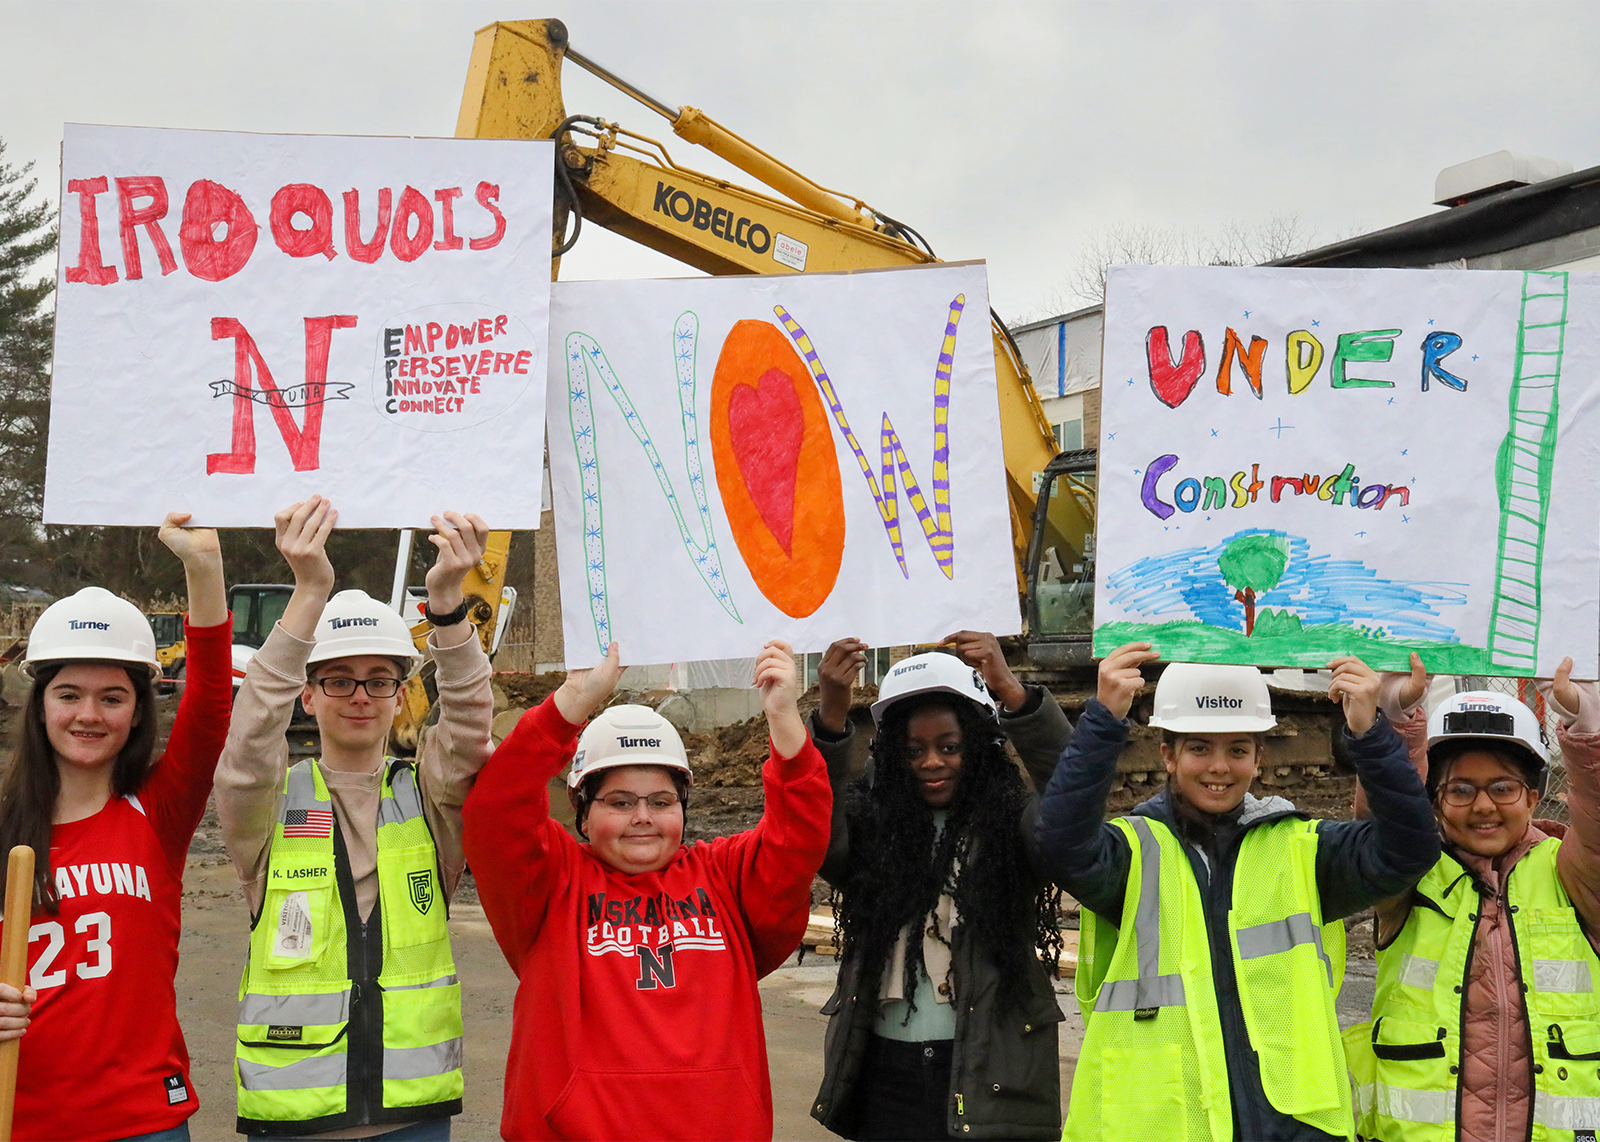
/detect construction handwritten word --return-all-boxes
[1141,456,1411,520]
[1146,325,1472,408]
[64,176,509,285]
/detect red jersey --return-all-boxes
[463,698,830,1142]
[6,620,231,1142]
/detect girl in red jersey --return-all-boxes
[0,513,229,1142]
[462,640,831,1142]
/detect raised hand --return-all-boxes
[424,511,491,612]
[817,637,868,734]
[554,642,626,725]
[274,496,337,594]
[157,511,221,564]
[942,629,1026,712]
[754,640,806,759]
[1098,642,1158,720]
[1328,655,1381,737]
[1397,652,1429,711]
[159,511,226,627]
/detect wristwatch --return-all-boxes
[423,600,471,627]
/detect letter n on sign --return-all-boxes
[207,315,357,474]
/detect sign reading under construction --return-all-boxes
[1095,264,1600,678]
[44,123,553,528]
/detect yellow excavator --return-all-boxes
[455,17,1097,671]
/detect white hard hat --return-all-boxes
[1148,662,1277,733]
[1427,690,1548,773]
[306,590,423,675]
[569,704,692,789]
[24,587,161,680]
[870,651,998,725]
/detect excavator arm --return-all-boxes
[455,17,1062,587]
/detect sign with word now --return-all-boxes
[45,124,553,528]
[1095,265,1600,678]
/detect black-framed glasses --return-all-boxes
[594,792,682,816]
[314,676,403,698]
[1439,777,1529,807]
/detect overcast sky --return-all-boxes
[5,1,1600,320]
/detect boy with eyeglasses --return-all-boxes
[461,639,830,1141]
[1347,655,1600,1142]
[215,496,494,1140]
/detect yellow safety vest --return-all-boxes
[1348,839,1600,1142]
[235,758,463,1134]
[1066,814,1352,1141]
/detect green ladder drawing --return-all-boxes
[1486,270,1568,672]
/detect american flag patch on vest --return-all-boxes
[283,808,334,838]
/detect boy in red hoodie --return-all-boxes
[462,640,830,1141]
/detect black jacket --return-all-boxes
[1036,698,1441,1142]
[809,685,1072,1139]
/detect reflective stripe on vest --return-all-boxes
[1093,818,1187,1013]
[1236,912,1334,987]
[1359,839,1600,1142]
[239,1052,348,1093]
[1065,813,1351,1142]
[236,757,462,1129]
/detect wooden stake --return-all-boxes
[0,845,35,1142]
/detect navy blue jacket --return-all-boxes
[1037,698,1440,1142]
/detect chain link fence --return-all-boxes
[1456,675,1567,823]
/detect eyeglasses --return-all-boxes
[314,676,403,698]
[1439,777,1529,807]
[594,792,681,816]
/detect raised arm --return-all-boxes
[810,636,866,885]
[942,629,1071,791]
[413,512,496,901]
[214,498,336,914]
[1351,655,1431,940]
[464,644,626,970]
[140,512,232,870]
[1542,661,1600,935]
[713,642,831,976]
[1035,642,1157,923]
[1316,656,1440,921]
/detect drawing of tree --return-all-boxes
[1218,534,1289,636]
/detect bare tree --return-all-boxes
[1052,215,1316,309]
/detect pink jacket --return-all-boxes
[1374,685,1600,1142]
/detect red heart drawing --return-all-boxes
[728,368,805,557]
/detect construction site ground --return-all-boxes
[1,684,1379,1140]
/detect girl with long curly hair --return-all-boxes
[808,632,1070,1141]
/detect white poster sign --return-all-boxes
[46,124,553,528]
[548,262,1017,667]
[1095,265,1600,678]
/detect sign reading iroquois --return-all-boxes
[44,124,553,528]
[1095,265,1600,678]
[547,262,1018,668]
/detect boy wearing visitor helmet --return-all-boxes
[1037,643,1439,1141]
[215,497,494,1140]
[1348,658,1600,1142]
[462,639,830,1141]
[807,633,1072,1140]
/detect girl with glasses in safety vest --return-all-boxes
[1347,657,1600,1142]
[1037,644,1440,1141]
[0,514,229,1142]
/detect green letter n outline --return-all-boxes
[564,312,742,655]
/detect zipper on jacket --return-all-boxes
[1500,873,1535,1142]
[1453,885,1484,1142]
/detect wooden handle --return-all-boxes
[0,845,35,1142]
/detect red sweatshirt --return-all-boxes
[5,619,231,1142]
[463,697,831,1142]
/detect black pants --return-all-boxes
[854,1035,955,1141]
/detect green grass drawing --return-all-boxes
[1095,620,1491,674]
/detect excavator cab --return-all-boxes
[1024,448,1098,668]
